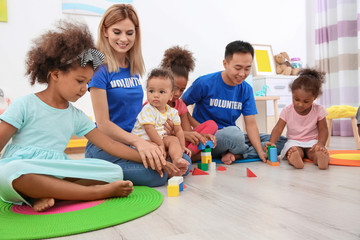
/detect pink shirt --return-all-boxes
[173,99,188,116]
[280,103,328,142]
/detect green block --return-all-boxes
[267,146,275,159]
[201,148,211,152]
[197,163,208,171]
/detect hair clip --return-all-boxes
[66,48,104,70]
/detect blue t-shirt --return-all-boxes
[182,71,257,129]
[88,64,143,132]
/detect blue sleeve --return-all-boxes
[182,77,204,105]
[88,65,108,90]
[241,85,258,116]
[0,97,25,130]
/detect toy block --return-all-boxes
[267,145,275,159]
[183,183,187,189]
[267,160,280,166]
[217,166,226,171]
[269,147,278,163]
[192,167,209,175]
[201,155,212,164]
[200,151,211,156]
[209,162,216,171]
[198,163,208,171]
[179,182,184,191]
[167,185,179,197]
[197,140,214,150]
[201,148,212,153]
[168,176,183,186]
[246,168,257,177]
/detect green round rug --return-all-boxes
[0,186,163,240]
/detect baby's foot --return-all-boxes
[287,147,304,169]
[314,151,329,170]
[173,158,190,176]
[221,152,235,165]
[33,198,55,212]
[110,180,134,197]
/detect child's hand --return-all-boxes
[184,131,207,146]
[264,142,276,153]
[202,133,217,148]
[183,147,192,157]
[163,119,175,136]
[259,151,267,163]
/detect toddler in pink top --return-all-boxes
[265,69,329,169]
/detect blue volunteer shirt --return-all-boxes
[182,71,257,129]
[88,64,143,132]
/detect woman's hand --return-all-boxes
[133,139,167,176]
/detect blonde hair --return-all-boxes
[97,4,145,76]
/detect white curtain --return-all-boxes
[315,0,360,136]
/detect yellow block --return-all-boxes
[201,155,212,164]
[167,185,179,197]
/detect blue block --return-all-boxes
[269,147,277,162]
[197,140,214,150]
[179,182,184,192]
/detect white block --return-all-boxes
[168,176,183,185]
[200,151,211,156]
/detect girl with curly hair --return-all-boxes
[0,21,137,212]
[160,46,218,161]
[265,68,330,169]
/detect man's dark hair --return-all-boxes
[225,40,254,60]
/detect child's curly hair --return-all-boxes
[147,68,175,90]
[26,20,96,85]
[290,68,326,98]
[160,46,195,80]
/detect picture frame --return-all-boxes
[252,44,276,76]
[0,0,7,22]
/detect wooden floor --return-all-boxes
[55,136,360,240]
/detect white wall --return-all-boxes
[0,0,308,117]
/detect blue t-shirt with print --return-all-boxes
[88,64,143,132]
[182,71,257,129]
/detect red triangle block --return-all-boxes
[217,166,227,171]
[247,168,257,177]
[192,167,209,175]
[183,184,187,189]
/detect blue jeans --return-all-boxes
[85,142,191,187]
[212,126,287,159]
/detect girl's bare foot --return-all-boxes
[287,146,304,169]
[313,151,329,170]
[221,152,235,165]
[108,180,134,197]
[33,198,55,212]
[172,158,190,176]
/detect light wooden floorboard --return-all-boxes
[54,136,360,240]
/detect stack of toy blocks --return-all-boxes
[267,146,279,166]
[167,176,184,197]
[197,140,216,172]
